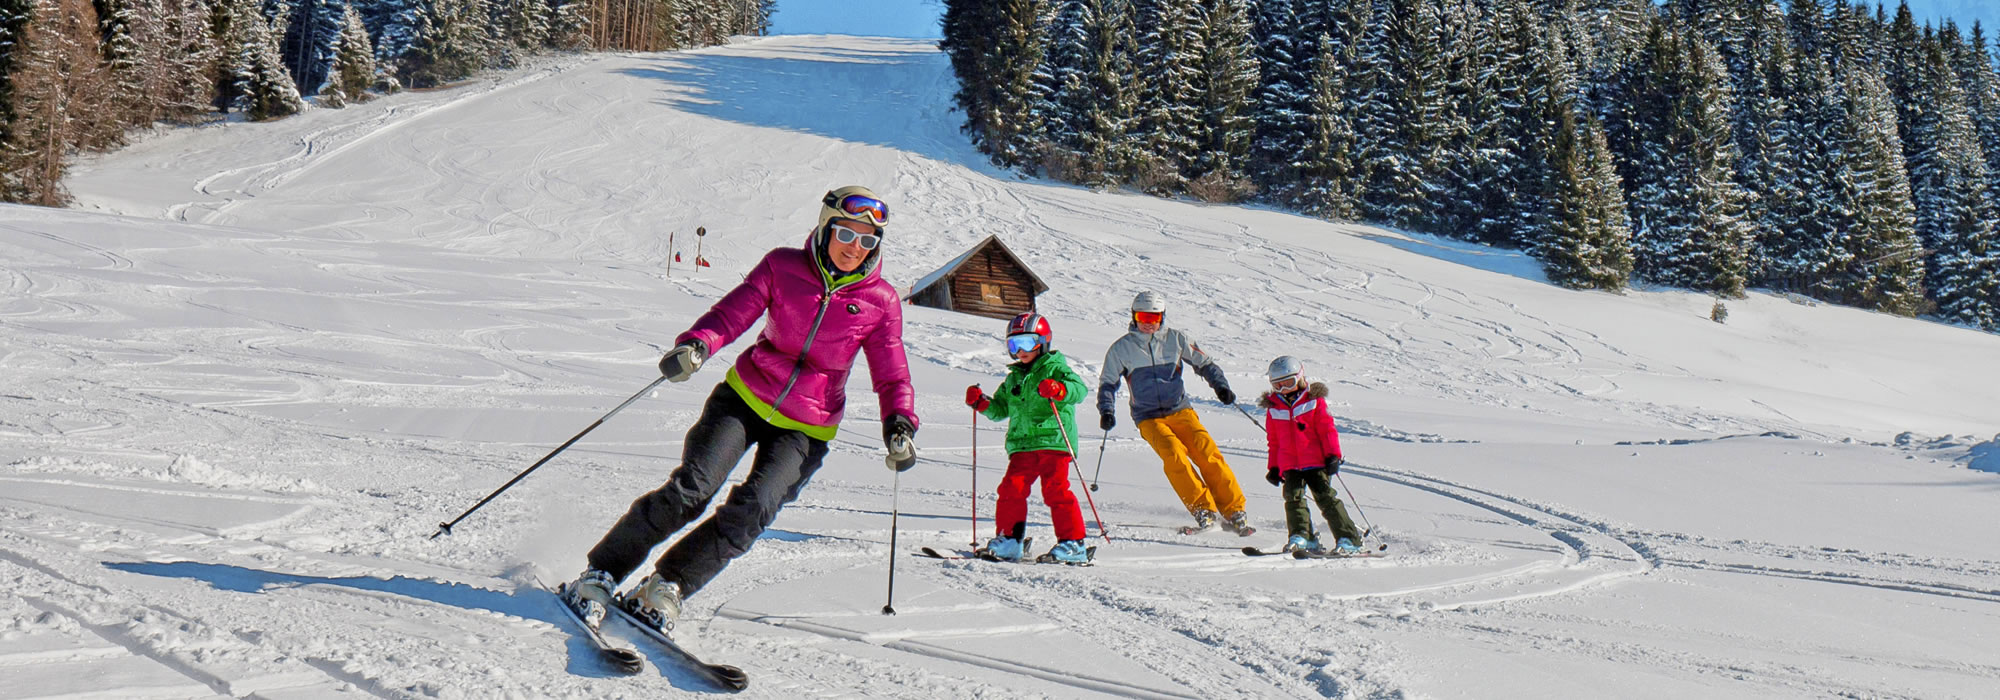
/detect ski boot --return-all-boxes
[618,573,683,633]
[1285,534,1320,553]
[1181,509,1219,535]
[1334,538,1364,555]
[560,568,617,626]
[1045,539,1093,565]
[980,535,1026,562]
[1222,511,1256,537]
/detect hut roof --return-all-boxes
[905,235,1049,299]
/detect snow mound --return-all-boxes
[1967,436,2000,474]
[7,454,321,493]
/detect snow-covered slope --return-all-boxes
[3,36,1994,698]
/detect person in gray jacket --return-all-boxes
[1096,291,1254,535]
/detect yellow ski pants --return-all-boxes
[1137,408,1246,515]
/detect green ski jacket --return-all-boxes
[981,349,1089,454]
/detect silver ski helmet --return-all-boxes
[1268,356,1305,392]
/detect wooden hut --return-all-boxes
[905,235,1048,319]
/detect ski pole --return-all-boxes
[883,469,901,615]
[1234,403,1264,432]
[1334,470,1376,537]
[1088,429,1108,491]
[1048,399,1111,543]
[970,404,980,548]
[431,376,667,539]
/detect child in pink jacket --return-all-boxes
[1259,356,1364,553]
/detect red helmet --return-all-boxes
[1005,312,1052,355]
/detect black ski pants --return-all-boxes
[587,383,829,597]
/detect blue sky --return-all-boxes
[1898,1,2000,38]
[766,1,2000,51]
[769,0,945,40]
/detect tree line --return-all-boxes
[0,0,773,206]
[942,0,2000,332]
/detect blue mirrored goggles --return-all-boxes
[1005,333,1043,355]
[826,192,889,226]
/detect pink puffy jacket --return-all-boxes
[676,235,917,439]
[1261,382,1342,473]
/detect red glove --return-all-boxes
[1037,378,1067,400]
[965,385,990,411]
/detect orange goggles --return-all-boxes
[1132,311,1164,324]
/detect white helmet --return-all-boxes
[1130,291,1166,314]
[1267,355,1304,382]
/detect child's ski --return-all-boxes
[1291,546,1388,560]
[1241,545,1291,557]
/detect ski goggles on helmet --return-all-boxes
[829,222,881,250]
[826,192,890,226]
[1270,373,1303,393]
[1132,310,1164,325]
[1005,333,1044,356]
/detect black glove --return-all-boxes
[1216,386,1236,405]
[1265,467,1282,487]
[658,340,707,382]
[884,414,917,472]
[1324,454,1343,474]
[1099,412,1115,431]
[883,414,916,445]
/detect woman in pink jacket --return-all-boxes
[1259,356,1364,554]
[562,186,920,631]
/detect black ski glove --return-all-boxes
[1099,412,1115,431]
[1323,454,1343,474]
[884,415,917,472]
[1216,386,1236,405]
[1266,467,1282,487]
[659,340,708,382]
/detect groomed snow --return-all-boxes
[1,35,1994,698]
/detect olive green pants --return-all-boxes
[1283,468,1362,543]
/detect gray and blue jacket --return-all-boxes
[1097,324,1232,422]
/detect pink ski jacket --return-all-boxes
[1260,382,1342,473]
[676,234,918,440]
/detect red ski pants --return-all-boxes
[994,450,1087,542]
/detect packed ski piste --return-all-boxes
[428,187,1388,688]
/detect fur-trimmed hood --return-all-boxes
[1258,381,1328,408]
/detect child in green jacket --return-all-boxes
[964,312,1092,563]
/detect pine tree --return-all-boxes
[979,0,1052,168]
[101,0,216,125]
[1130,0,1202,191]
[1357,0,1451,233]
[940,0,998,148]
[1296,30,1364,220]
[1816,68,1925,314]
[401,0,495,88]
[1246,0,1322,205]
[2,0,118,205]
[230,0,303,119]
[1535,108,1633,290]
[1037,0,1139,185]
[319,1,373,105]
[1431,0,1500,243]
[1906,36,1997,327]
[1184,0,1259,199]
[1608,24,1750,296]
